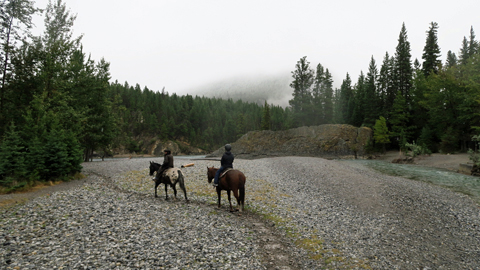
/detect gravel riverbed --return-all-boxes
[1,156,480,269]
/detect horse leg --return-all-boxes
[172,183,178,200]
[216,189,222,208]
[239,187,245,211]
[227,190,234,212]
[154,181,160,198]
[179,178,188,202]
[232,189,241,212]
[164,184,169,200]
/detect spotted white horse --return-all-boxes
[149,161,188,201]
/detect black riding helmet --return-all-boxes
[164,149,171,154]
[224,144,232,152]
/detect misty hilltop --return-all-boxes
[183,72,293,107]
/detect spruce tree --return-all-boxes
[373,116,390,153]
[364,56,379,127]
[0,0,40,135]
[378,52,395,119]
[0,121,26,185]
[339,73,353,124]
[468,26,478,59]
[323,69,334,124]
[312,63,325,125]
[261,100,271,130]
[459,36,469,66]
[351,72,366,127]
[422,22,441,77]
[393,23,413,101]
[289,56,314,127]
[446,50,457,68]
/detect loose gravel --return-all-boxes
[1,156,479,269]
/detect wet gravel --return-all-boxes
[1,156,479,269]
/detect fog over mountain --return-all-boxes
[183,72,293,107]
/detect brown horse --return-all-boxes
[207,167,246,212]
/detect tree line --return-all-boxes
[289,22,480,154]
[0,0,479,190]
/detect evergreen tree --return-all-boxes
[312,63,325,125]
[364,56,379,127]
[390,23,413,143]
[373,116,390,153]
[389,90,412,146]
[289,56,314,127]
[378,52,395,119]
[323,68,334,124]
[351,72,366,127]
[0,121,26,184]
[468,26,478,59]
[422,22,441,77]
[393,23,413,101]
[338,73,353,124]
[459,36,469,66]
[446,50,457,68]
[261,100,271,130]
[0,0,39,135]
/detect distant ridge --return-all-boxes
[184,72,292,107]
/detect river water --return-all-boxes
[340,159,480,205]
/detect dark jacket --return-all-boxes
[221,151,234,169]
[162,153,174,169]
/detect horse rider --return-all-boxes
[213,144,234,187]
[153,149,174,181]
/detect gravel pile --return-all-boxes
[1,156,480,269]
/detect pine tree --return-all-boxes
[289,56,314,127]
[312,63,325,125]
[339,73,353,124]
[373,116,390,153]
[364,56,379,127]
[0,0,40,135]
[378,52,395,119]
[446,50,457,68]
[323,69,334,124]
[0,121,26,184]
[393,23,413,101]
[261,100,271,130]
[468,26,478,59]
[459,36,469,66]
[351,72,366,127]
[422,22,441,77]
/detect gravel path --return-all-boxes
[1,157,480,269]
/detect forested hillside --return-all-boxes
[0,0,479,190]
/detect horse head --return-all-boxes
[149,161,160,176]
[207,166,217,183]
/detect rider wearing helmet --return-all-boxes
[213,144,234,187]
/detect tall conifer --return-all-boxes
[422,22,441,77]
[393,23,413,101]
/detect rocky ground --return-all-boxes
[1,153,479,269]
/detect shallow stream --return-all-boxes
[340,159,480,205]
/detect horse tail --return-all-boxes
[177,169,185,187]
[239,172,246,206]
[177,169,189,201]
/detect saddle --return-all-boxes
[220,168,233,178]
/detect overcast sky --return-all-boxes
[32,0,480,95]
